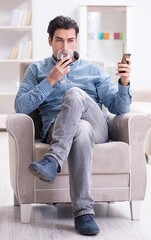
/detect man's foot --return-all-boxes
[74,214,100,236]
[28,156,58,183]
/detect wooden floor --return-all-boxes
[0,131,151,240]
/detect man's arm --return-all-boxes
[15,64,54,114]
[15,57,72,114]
[94,58,132,115]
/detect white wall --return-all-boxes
[132,0,150,89]
[33,0,151,89]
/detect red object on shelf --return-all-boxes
[114,32,120,39]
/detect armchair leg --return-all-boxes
[130,201,141,220]
[14,194,20,206]
[147,155,151,164]
[21,204,32,223]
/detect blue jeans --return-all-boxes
[45,87,109,218]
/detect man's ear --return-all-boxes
[48,37,52,46]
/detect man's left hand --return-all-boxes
[116,57,131,86]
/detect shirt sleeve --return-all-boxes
[15,64,54,114]
[95,66,132,115]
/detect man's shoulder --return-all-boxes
[79,58,104,76]
[29,57,52,69]
[80,58,104,68]
[24,57,53,78]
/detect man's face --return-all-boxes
[48,28,77,59]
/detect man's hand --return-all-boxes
[116,57,131,86]
[47,57,72,86]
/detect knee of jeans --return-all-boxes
[63,87,87,108]
[75,120,94,144]
[64,87,85,100]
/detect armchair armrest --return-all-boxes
[6,113,35,203]
[109,113,151,200]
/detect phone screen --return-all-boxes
[121,53,131,64]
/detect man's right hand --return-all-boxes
[47,57,72,86]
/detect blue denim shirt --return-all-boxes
[15,56,132,140]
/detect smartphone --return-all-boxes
[119,53,131,73]
[121,53,131,64]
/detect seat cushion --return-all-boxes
[92,141,130,173]
[35,140,130,175]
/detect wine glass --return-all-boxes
[57,49,73,84]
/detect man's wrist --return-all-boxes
[47,76,56,86]
[119,78,130,86]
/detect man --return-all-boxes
[15,15,132,236]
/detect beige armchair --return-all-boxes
[6,62,151,223]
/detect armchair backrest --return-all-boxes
[19,62,42,139]
[133,88,151,102]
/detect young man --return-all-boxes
[15,15,132,236]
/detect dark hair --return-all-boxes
[47,15,79,39]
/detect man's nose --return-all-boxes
[62,41,69,50]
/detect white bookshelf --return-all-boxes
[0,0,33,129]
[79,3,133,82]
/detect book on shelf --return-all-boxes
[10,9,32,26]
[17,10,24,26]
[9,41,32,59]
[10,9,20,26]
[25,10,32,26]
[26,40,32,59]
[17,43,24,59]
[21,40,32,59]
[9,46,18,59]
